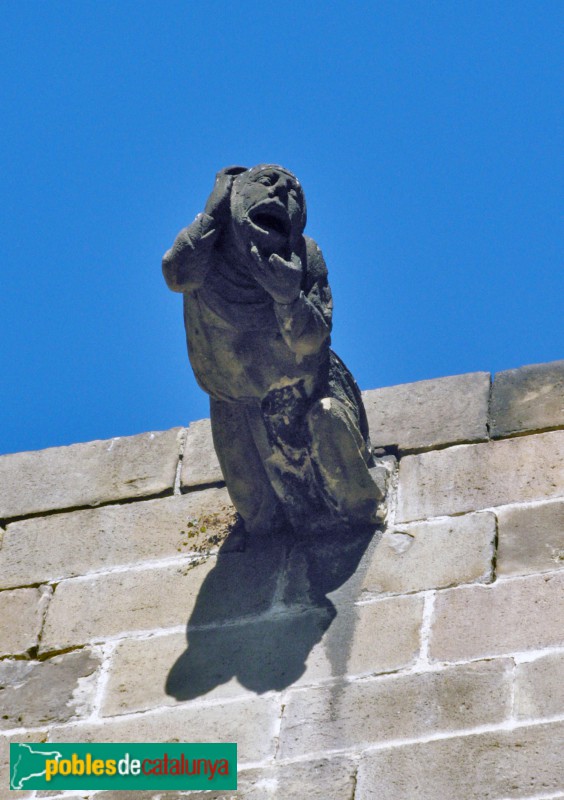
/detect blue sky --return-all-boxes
[1,2,562,455]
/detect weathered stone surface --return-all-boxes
[0,650,100,730]
[49,696,280,764]
[319,594,423,678]
[0,428,184,520]
[490,359,564,438]
[40,562,209,652]
[355,720,564,800]
[497,500,564,577]
[103,631,202,714]
[88,758,356,800]
[363,371,490,453]
[279,659,512,758]
[0,588,45,656]
[397,430,564,522]
[181,418,223,488]
[102,595,423,716]
[41,543,286,653]
[239,759,356,800]
[0,488,236,589]
[515,651,564,719]
[1,732,49,799]
[430,572,564,662]
[362,512,495,595]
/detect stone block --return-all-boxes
[244,758,356,800]
[181,417,223,489]
[49,696,280,765]
[232,758,356,800]
[362,512,495,595]
[101,594,423,716]
[0,428,184,521]
[1,732,49,799]
[0,650,101,730]
[497,500,564,577]
[0,588,45,657]
[279,659,512,758]
[515,651,564,719]
[430,572,564,662]
[363,371,489,453]
[397,430,564,522]
[40,541,286,653]
[490,359,564,438]
[319,594,423,678]
[40,562,210,653]
[0,487,236,589]
[103,632,204,715]
[355,720,564,800]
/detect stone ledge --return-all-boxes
[490,359,564,438]
[363,371,490,453]
[181,418,223,489]
[0,428,184,521]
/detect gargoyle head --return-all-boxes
[229,164,307,258]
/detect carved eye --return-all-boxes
[258,175,274,186]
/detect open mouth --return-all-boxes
[249,202,291,237]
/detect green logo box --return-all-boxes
[10,742,237,791]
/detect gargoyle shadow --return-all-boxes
[166,523,380,700]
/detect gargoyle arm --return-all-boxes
[162,213,218,293]
[274,237,333,358]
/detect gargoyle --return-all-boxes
[163,165,380,534]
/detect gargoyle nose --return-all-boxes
[269,174,292,199]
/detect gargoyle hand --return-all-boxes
[250,245,303,304]
[204,165,247,227]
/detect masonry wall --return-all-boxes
[1,359,563,800]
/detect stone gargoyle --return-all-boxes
[163,164,382,535]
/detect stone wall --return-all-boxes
[1,359,563,799]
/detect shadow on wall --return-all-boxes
[165,525,380,699]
